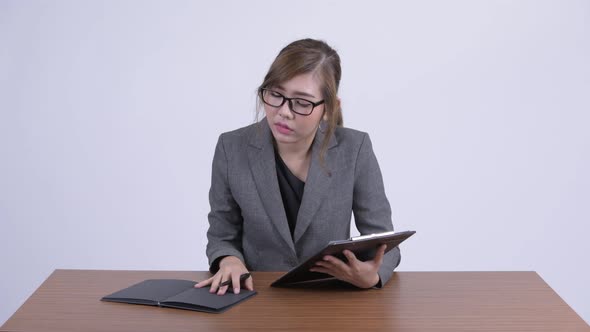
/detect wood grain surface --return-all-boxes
[1,270,588,331]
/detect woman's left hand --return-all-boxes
[309,244,386,289]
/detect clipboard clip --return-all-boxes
[350,231,396,241]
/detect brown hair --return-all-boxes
[257,38,343,168]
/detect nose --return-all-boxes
[277,100,294,119]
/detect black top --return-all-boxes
[275,149,305,239]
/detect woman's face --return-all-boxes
[264,73,325,149]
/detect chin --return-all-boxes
[272,133,298,144]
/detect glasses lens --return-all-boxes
[291,99,313,114]
[262,90,284,107]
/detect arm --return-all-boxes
[310,133,400,288]
[205,134,244,268]
[198,135,253,294]
[351,133,400,286]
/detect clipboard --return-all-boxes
[271,230,416,287]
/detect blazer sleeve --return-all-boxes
[205,134,245,273]
[352,133,401,286]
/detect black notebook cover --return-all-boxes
[271,230,416,287]
[101,279,256,313]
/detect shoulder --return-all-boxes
[216,122,261,148]
[333,126,370,150]
[219,122,257,141]
[329,127,381,170]
[334,126,368,140]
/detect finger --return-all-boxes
[323,254,350,271]
[309,267,333,276]
[315,260,340,272]
[209,273,224,293]
[312,260,341,276]
[314,260,333,270]
[231,273,241,294]
[217,284,229,296]
[373,244,387,267]
[194,276,214,288]
[217,268,236,295]
[343,250,360,265]
[244,275,254,291]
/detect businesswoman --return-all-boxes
[195,39,400,295]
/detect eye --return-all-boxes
[295,100,312,107]
[270,91,282,98]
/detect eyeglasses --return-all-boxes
[259,88,325,116]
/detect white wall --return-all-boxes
[1,0,588,325]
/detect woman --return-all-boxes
[195,39,400,295]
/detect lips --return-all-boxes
[275,122,293,135]
[276,122,292,131]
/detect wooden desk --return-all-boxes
[1,270,587,331]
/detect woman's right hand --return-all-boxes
[194,256,254,295]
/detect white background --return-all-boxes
[1,0,589,325]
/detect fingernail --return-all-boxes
[234,288,240,294]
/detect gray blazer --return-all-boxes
[206,119,401,285]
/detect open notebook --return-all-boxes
[101,279,256,313]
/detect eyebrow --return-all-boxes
[276,85,317,99]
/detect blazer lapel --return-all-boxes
[247,120,297,254]
[293,129,338,244]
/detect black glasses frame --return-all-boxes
[259,88,325,116]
